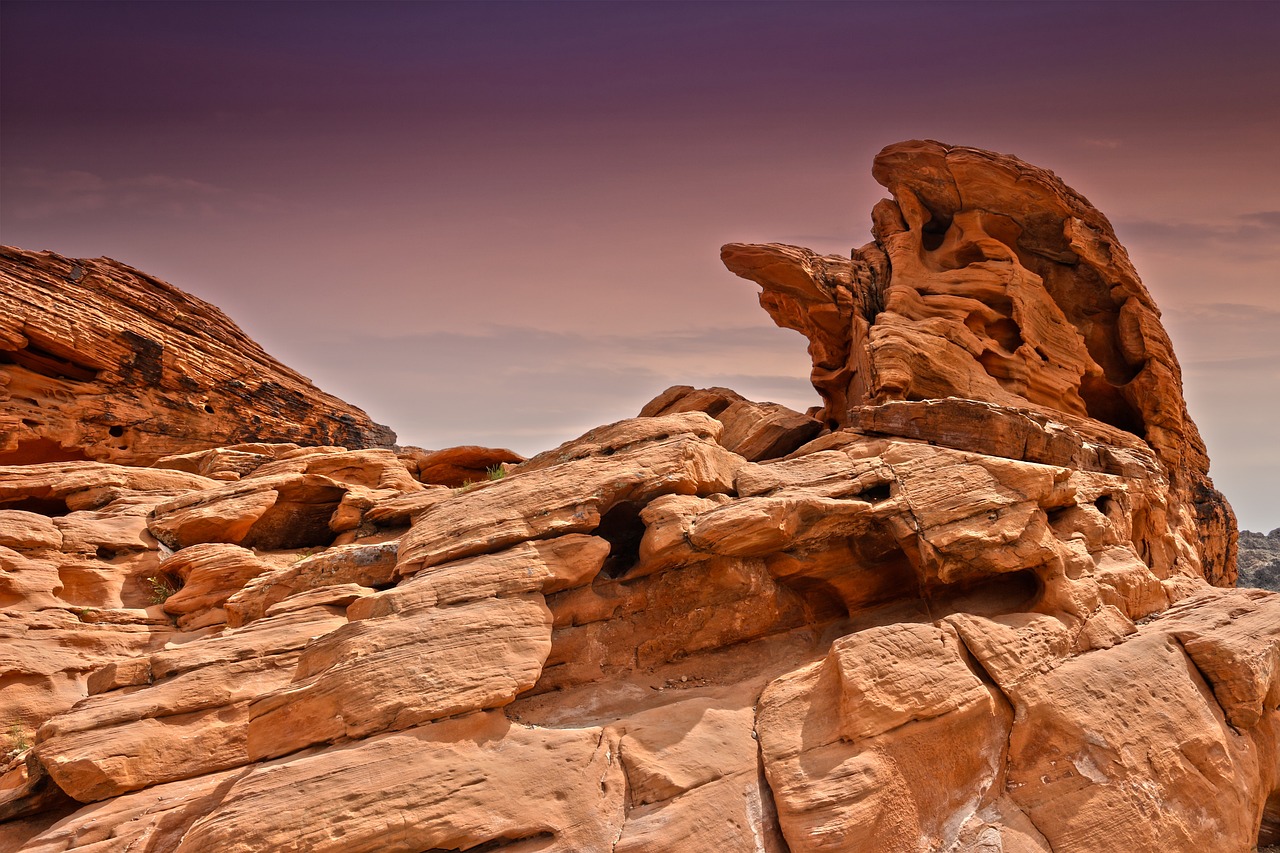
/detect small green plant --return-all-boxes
[4,721,30,761]
[144,575,178,605]
[485,465,507,481]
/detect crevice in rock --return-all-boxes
[419,832,555,853]
[1168,633,1239,736]
[0,496,71,517]
[1078,374,1144,436]
[594,501,647,580]
[1258,788,1280,847]
[754,704,795,853]
[0,343,102,383]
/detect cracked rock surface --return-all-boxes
[2,141,1276,852]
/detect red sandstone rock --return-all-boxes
[2,142,1271,853]
[403,445,526,487]
[640,385,823,461]
[0,246,395,466]
[723,140,1235,586]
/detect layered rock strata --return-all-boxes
[723,140,1235,586]
[0,246,396,466]
[1,142,1274,853]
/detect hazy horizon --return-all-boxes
[2,1,1277,530]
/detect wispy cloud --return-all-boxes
[1117,212,1280,257]
[4,168,282,220]
[1163,302,1280,530]
[284,323,817,454]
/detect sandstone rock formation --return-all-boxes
[723,140,1235,587]
[0,246,396,466]
[1,142,1274,853]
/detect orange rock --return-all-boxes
[725,140,1235,586]
[1,141,1269,853]
[0,246,395,466]
[404,444,525,487]
[640,385,823,461]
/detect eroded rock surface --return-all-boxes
[2,142,1271,853]
[0,246,395,466]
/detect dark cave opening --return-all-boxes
[594,501,647,579]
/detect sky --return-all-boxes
[1,1,1277,531]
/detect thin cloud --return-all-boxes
[3,168,280,221]
[1239,211,1280,228]
[1117,215,1280,248]
[283,323,817,454]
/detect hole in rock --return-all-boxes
[0,438,90,465]
[594,500,647,579]
[1045,506,1074,532]
[1094,495,1116,518]
[920,214,952,252]
[986,317,1024,353]
[856,482,892,503]
[204,404,215,414]
[1,496,71,517]
[767,534,917,617]
[1077,375,1145,436]
[107,425,124,438]
[136,569,184,607]
[95,547,118,561]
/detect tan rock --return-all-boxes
[147,473,347,550]
[405,444,526,487]
[18,768,242,852]
[0,607,170,735]
[1005,592,1278,852]
[398,415,742,573]
[756,621,1009,852]
[224,539,399,626]
[0,141,1265,853]
[238,538,603,757]
[641,385,822,461]
[176,712,625,853]
[158,543,271,630]
[0,510,62,551]
[0,461,214,513]
[35,605,348,801]
[725,140,1235,585]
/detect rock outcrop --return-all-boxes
[0,246,396,466]
[1241,529,1280,591]
[1,142,1273,853]
[723,140,1236,587]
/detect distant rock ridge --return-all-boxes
[1,142,1275,853]
[1240,528,1280,591]
[0,246,397,465]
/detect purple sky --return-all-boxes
[2,1,1277,530]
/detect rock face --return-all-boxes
[1240,529,1280,591]
[2,142,1274,853]
[0,246,396,466]
[723,140,1235,587]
